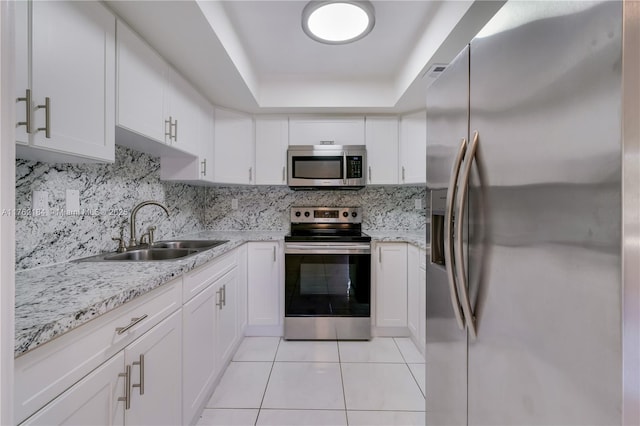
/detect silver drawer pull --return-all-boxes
[36,97,51,138]
[116,314,148,335]
[118,365,131,410]
[132,354,145,395]
[17,89,32,133]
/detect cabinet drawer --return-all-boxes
[15,278,182,424]
[183,248,238,302]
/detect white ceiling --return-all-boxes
[105,0,505,114]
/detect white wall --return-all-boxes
[0,1,16,424]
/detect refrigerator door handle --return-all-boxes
[444,137,468,331]
[455,130,479,339]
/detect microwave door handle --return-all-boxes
[343,152,347,184]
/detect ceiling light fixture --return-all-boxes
[302,1,375,45]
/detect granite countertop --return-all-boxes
[15,230,428,357]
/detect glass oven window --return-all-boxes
[291,156,343,179]
[285,254,370,317]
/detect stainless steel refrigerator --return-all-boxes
[425,1,640,424]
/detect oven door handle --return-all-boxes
[285,243,371,255]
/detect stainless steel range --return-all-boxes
[284,207,371,340]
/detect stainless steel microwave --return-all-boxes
[287,145,367,190]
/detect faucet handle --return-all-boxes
[148,226,156,245]
[112,226,127,253]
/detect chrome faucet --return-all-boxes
[129,201,169,247]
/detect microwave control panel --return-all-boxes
[346,156,363,179]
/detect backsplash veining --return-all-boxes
[16,145,427,270]
[202,185,428,232]
[15,146,207,270]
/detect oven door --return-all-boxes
[285,242,371,316]
[284,242,371,339]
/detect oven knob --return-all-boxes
[343,212,349,218]
[295,211,301,217]
[352,212,358,218]
[304,211,310,217]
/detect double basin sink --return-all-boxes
[76,240,228,262]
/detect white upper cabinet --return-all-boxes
[116,20,203,159]
[399,111,427,184]
[289,117,365,145]
[214,108,255,185]
[255,117,289,185]
[15,0,115,163]
[116,20,166,144]
[365,117,399,185]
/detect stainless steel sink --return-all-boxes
[152,240,227,250]
[74,239,228,262]
[103,248,198,261]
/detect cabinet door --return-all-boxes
[166,68,202,156]
[289,117,365,145]
[125,310,182,426]
[255,117,288,185]
[407,244,420,340]
[375,243,408,328]
[214,108,255,184]
[182,285,217,425]
[116,21,166,143]
[365,117,399,184]
[30,0,115,161]
[15,0,29,146]
[399,111,427,184]
[247,242,281,327]
[236,244,248,335]
[419,250,427,353]
[216,269,239,367]
[21,352,125,426]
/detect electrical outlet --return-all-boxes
[231,199,238,210]
[66,189,80,213]
[32,190,49,214]
[414,198,422,210]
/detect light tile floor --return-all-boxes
[197,337,425,426]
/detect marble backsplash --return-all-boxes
[202,185,428,233]
[15,146,207,270]
[16,145,427,270]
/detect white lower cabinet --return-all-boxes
[247,241,282,334]
[181,248,243,425]
[407,245,426,354]
[374,242,408,332]
[21,353,125,426]
[20,308,182,426]
[124,311,182,426]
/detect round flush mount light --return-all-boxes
[302,1,375,45]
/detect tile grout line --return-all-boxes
[393,337,426,400]
[254,337,282,426]
[337,340,350,426]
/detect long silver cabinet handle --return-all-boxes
[165,117,172,140]
[118,365,131,410]
[454,131,479,339]
[222,284,227,307]
[115,314,148,335]
[216,288,223,310]
[132,354,145,395]
[282,166,286,183]
[249,167,253,183]
[444,137,467,331]
[201,158,207,176]
[369,166,372,183]
[172,119,178,142]
[36,97,51,138]
[402,166,406,182]
[17,89,32,133]
[273,245,276,262]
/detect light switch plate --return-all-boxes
[32,190,48,213]
[231,199,239,210]
[414,198,422,210]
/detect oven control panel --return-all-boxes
[291,207,362,223]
